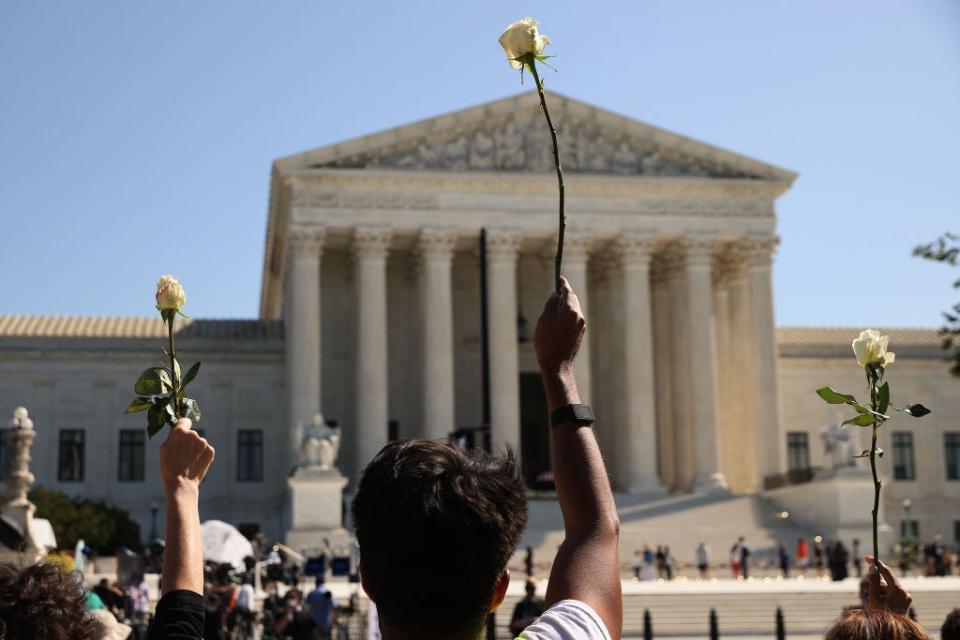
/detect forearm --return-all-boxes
[541,366,621,635]
[161,482,204,596]
[542,368,618,536]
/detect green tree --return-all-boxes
[913,232,960,376]
[25,486,142,554]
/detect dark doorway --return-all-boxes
[520,373,552,488]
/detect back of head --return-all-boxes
[352,440,527,638]
[0,562,99,640]
[943,608,960,640]
[825,608,929,640]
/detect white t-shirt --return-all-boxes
[518,600,611,640]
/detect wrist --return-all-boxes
[540,366,580,412]
[164,477,200,502]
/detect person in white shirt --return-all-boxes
[352,279,620,640]
[696,543,711,579]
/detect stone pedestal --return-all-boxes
[765,468,892,549]
[285,468,349,553]
[1,409,44,563]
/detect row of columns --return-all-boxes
[284,225,781,493]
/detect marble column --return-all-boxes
[557,231,593,403]
[353,226,392,472]
[650,255,676,490]
[683,237,729,492]
[664,244,694,491]
[727,249,759,492]
[486,229,522,454]
[417,228,458,441]
[589,256,617,467]
[745,236,784,482]
[285,227,325,471]
[711,248,737,490]
[614,233,665,493]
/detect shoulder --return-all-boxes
[518,600,611,640]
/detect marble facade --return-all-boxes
[263,93,795,493]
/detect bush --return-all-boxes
[27,486,142,554]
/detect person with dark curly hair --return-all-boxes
[0,561,101,639]
[352,279,621,639]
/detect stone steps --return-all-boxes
[493,578,960,638]
[513,491,814,573]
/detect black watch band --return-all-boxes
[549,403,595,427]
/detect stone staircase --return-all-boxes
[493,578,960,638]
[513,491,815,573]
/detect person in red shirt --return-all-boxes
[796,537,809,577]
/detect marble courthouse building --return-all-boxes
[2,94,958,545]
[264,93,793,497]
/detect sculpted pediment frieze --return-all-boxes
[310,110,756,179]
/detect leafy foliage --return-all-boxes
[21,486,142,553]
[913,232,960,376]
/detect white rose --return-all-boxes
[155,274,187,311]
[499,17,550,69]
[851,329,895,369]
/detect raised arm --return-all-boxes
[159,418,215,596]
[534,277,622,638]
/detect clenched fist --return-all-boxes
[159,419,215,493]
[534,276,586,374]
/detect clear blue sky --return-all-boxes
[2,1,958,327]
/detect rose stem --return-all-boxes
[167,312,181,420]
[868,371,881,562]
[528,60,565,294]
[869,424,880,562]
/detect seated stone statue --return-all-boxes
[820,421,856,470]
[298,414,340,471]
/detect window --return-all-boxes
[0,428,9,479]
[118,430,145,482]
[901,519,919,541]
[946,433,960,481]
[237,430,263,482]
[58,430,85,482]
[786,432,809,472]
[891,432,915,480]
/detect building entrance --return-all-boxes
[519,372,551,488]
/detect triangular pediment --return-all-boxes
[275,93,795,181]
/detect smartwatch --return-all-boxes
[549,404,596,427]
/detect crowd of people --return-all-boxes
[625,533,960,584]
[1,279,958,640]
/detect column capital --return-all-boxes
[659,240,688,278]
[679,235,718,267]
[591,252,620,286]
[353,226,393,260]
[485,228,522,261]
[287,227,326,256]
[615,232,658,267]
[417,227,458,262]
[741,235,780,267]
[712,242,747,286]
[649,253,672,285]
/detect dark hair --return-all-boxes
[352,440,527,637]
[825,608,929,640]
[942,608,960,640]
[0,562,99,640]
